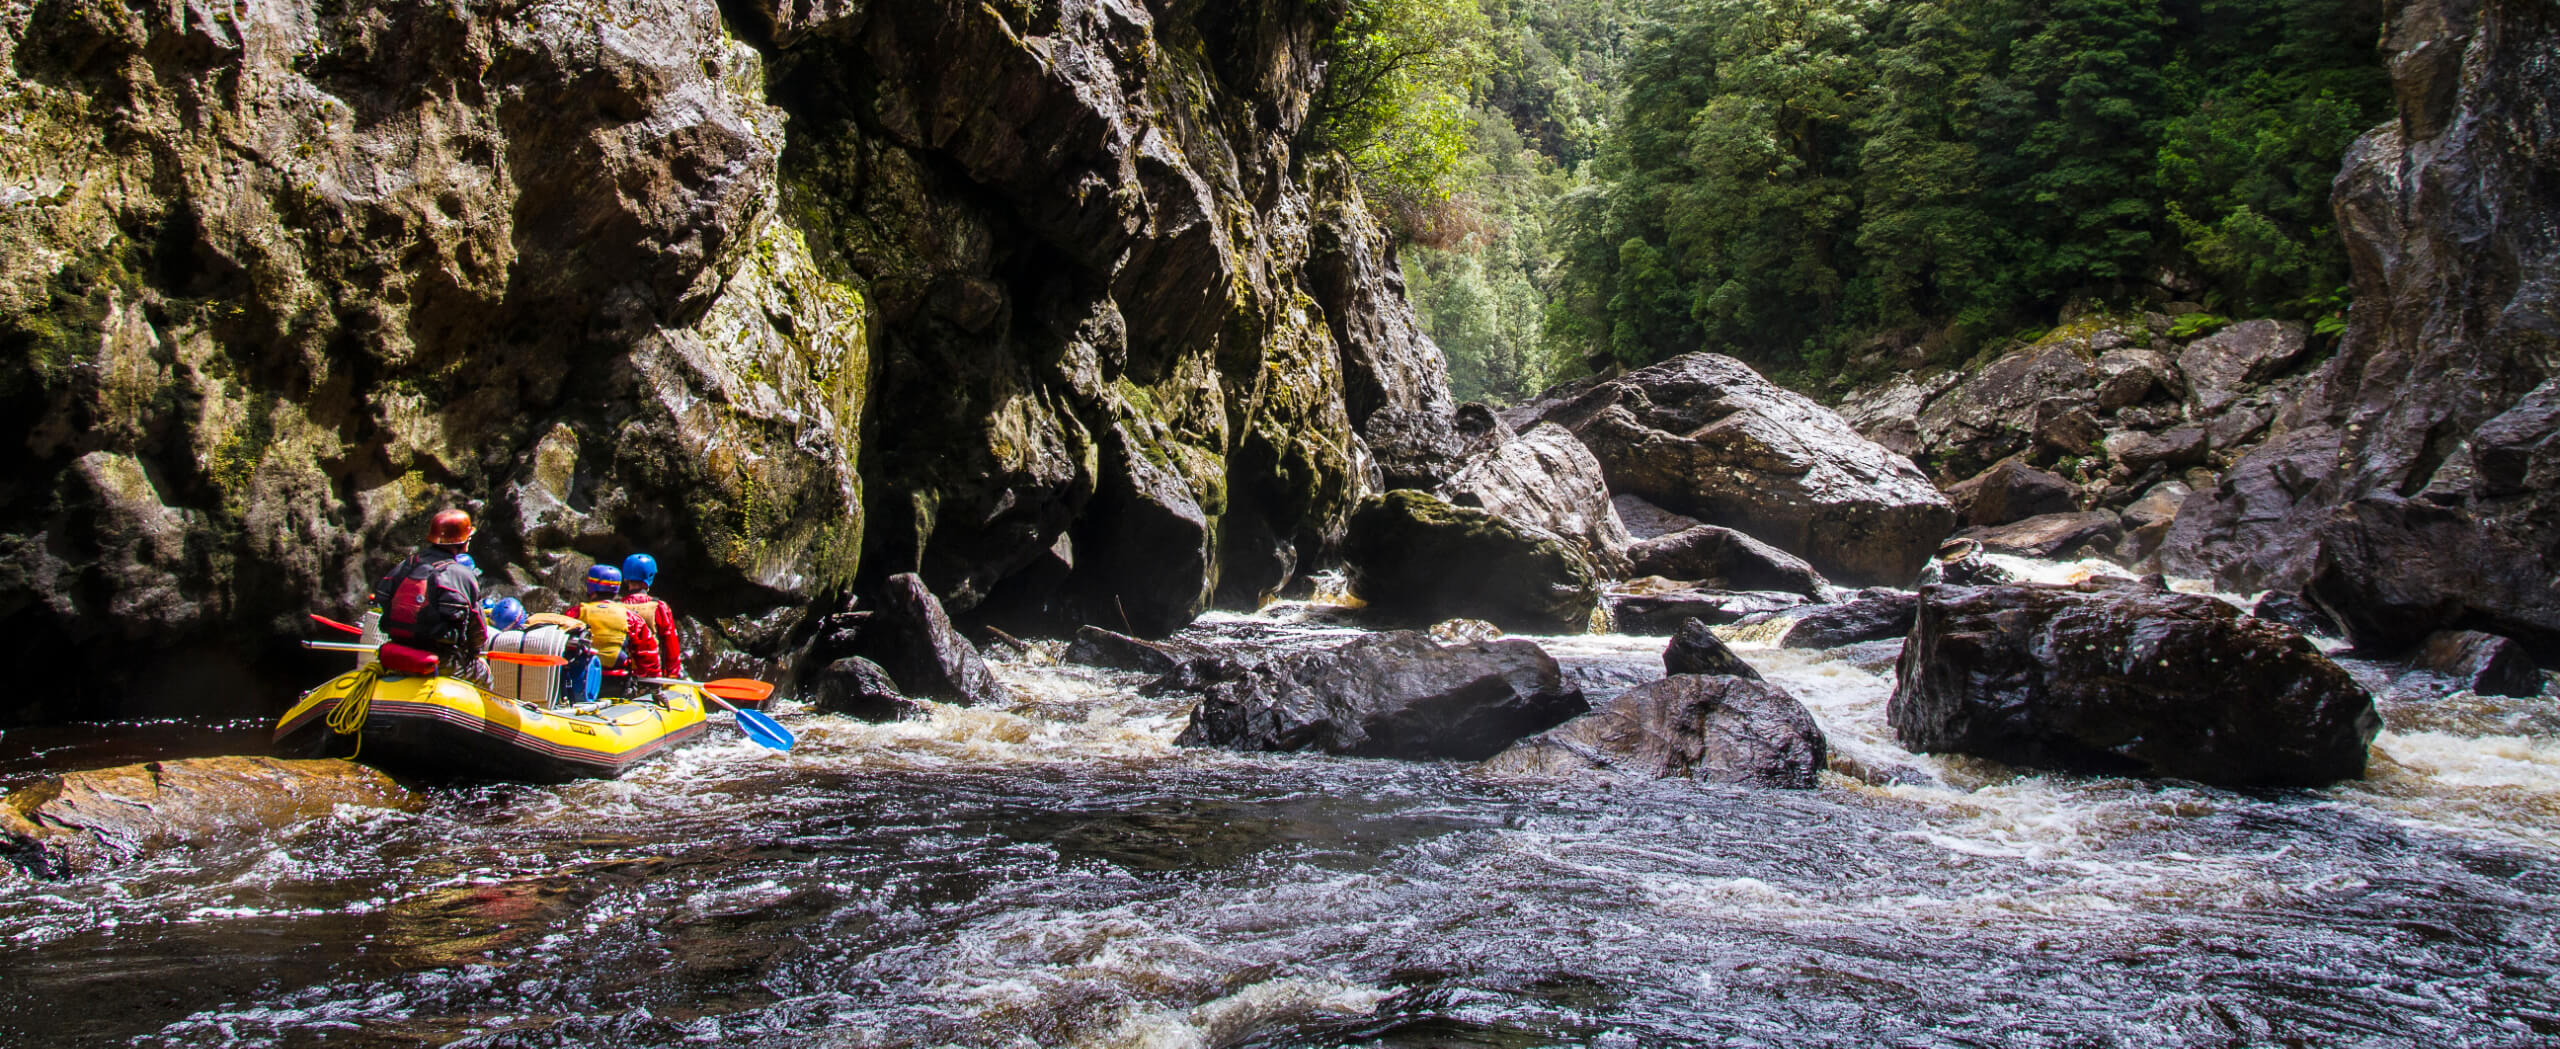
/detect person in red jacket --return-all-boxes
[618,553,683,679]
[369,508,491,689]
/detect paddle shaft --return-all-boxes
[301,640,565,667]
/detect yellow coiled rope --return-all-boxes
[325,662,384,757]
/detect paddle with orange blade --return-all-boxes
[641,676,792,751]
[301,640,568,667]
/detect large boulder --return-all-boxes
[3,757,418,878]
[1889,583,2381,787]
[1945,459,2080,528]
[848,573,1002,706]
[1511,354,1955,587]
[2412,630,2545,698]
[1481,675,1827,789]
[2302,494,2560,657]
[1445,423,1634,575]
[1625,526,1828,597]
[1838,371,1960,457]
[1173,631,1587,760]
[1342,490,1601,633]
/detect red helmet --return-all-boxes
[427,508,475,545]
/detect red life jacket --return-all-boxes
[381,555,468,644]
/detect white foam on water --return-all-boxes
[2348,730,2560,850]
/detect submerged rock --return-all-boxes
[2412,630,2544,698]
[2,758,418,878]
[1174,631,1587,760]
[809,657,922,722]
[1963,511,2126,560]
[1889,583,2380,787]
[1781,591,1920,649]
[1342,490,1601,634]
[2249,591,2340,639]
[1482,675,1826,789]
[1626,525,1829,597]
[850,574,1001,707]
[1064,626,1194,675]
[1608,589,1808,635]
[1664,618,1761,680]
[1513,354,1955,587]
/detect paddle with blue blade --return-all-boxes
[642,676,793,751]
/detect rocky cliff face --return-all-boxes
[2164,0,2560,656]
[0,0,1453,719]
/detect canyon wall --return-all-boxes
[2165,0,2560,656]
[0,0,1455,719]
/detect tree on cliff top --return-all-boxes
[1306,0,1496,243]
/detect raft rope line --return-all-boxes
[325,662,386,757]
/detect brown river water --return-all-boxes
[2,566,2556,1048]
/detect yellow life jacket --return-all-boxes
[577,600,635,667]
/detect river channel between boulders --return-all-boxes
[3,564,2557,1047]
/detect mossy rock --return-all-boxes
[1342,490,1599,635]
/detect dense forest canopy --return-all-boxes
[1348,0,2391,402]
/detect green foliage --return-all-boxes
[2168,312,2231,340]
[1399,1,1639,401]
[1307,0,1498,233]
[1543,0,2389,380]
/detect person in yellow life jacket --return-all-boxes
[575,564,657,696]
[617,553,683,680]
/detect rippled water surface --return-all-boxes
[4,598,2558,1048]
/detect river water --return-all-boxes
[4,580,2558,1048]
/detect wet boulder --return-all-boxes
[2,758,418,878]
[1946,458,2081,528]
[1481,675,1826,789]
[1342,490,1601,634]
[1515,354,1955,587]
[850,573,1003,707]
[1916,538,2014,588]
[1914,340,2099,478]
[2249,591,2340,639]
[2178,320,2309,416]
[1174,631,1587,760]
[1963,511,2126,560]
[1612,494,1705,540]
[2303,494,2560,658]
[1665,618,1761,680]
[1889,583,2381,787]
[2094,348,2178,411]
[1445,423,1634,575]
[1609,588,1808,635]
[809,657,924,722]
[2105,426,2211,473]
[1781,590,1919,649]
[2413,631,2544,698]
[1838,371,1959,457]
[1625,525,1829,597]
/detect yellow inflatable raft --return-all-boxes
[273,666,709,782]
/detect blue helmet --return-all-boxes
[483,596,528,632]
[620,553,658,586]
[584,563,623,597]
[456,552,480,575]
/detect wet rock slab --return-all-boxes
[2,757,419,878]
[1482,675,1827,789]
[1173,631,1587,761]
[1889,583,2380,787]
[1609,588,1806,635]
[1342,490,1600,634]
